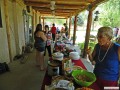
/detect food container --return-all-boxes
[52,52,64,61]
[51,76,75,90]
[69,52,80,60]
[47,60,62,76]
[72,69,96,87]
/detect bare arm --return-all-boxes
[37,31,47,42]
[86,45,96,65]
[87,47,96,61]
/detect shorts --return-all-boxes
[34,44,45,52]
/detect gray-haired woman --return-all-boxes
[87,27,120,90]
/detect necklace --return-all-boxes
[98,42,112,62]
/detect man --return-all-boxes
[51,23,56,42]
[63,23,68,37]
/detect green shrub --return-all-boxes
[78,42,96,52]
[78,42,84,50]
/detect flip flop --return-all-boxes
[40,67,46,71]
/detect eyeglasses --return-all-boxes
[97,35,106,39]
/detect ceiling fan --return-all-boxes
[50,0,55,10]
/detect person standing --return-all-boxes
[63,23,69,38]
[34,24,47,71]
[56,27,60,34]
[113,27,119,37]
[44,25,52,58]
[87,27,120,90]
[51,23,56,42]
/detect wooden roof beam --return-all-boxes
[33,7,75,13]
[40,12,70,15]
[41,16,67,19]
[73,0,108,16]
[24,0,95,4]
[41,14,69,18]
[90,0,108,10]
[25,2,87,9]
[38,11,74,14]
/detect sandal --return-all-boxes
[40,67,46,71]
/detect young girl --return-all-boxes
[44,25,52,58]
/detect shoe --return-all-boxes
[40,67,46,71]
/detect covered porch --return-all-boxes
[0,46,93,90]
[0,0,107,63]
[0,0,112,90]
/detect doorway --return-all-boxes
[23,13,33,45]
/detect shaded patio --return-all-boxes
[0,49,93,90]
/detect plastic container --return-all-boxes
[72,69,96,87]
[69,52,80,60]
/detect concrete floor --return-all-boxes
[0,50,48,90]
[0,48,93,90]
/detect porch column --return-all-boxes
[32,9,35,42]
[39,15,41,24]
[43,18,45,30]
[82,9,93,58]
[69,17,71,37]
[35,10,37,25]
[66,18,68,25]
[4,0,12,61]
[73,15,78,45]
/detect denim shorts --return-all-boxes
[34,44,45,52]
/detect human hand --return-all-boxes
[92,61,96,65]
[86,47,92,55]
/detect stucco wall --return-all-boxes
[7,0,17,61]
[16,3,25,54]
[0,0,28,63]
[0,0,40,63]
[0,0,10,63]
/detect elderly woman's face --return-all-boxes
[97,34,110,46]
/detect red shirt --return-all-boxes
[51,26,56,34]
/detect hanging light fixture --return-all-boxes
[94,11,100,21]
[52,10,55,14]
[94,16,98,21]
[50,1,55,10]
[94,11,100,15]
[50,6,55,10]
[51,10,55,16]
[50,1,55,6]
[50,1,55,16]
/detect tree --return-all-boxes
[98,0,120,27]
[71,14,84,26]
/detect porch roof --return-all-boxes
[23,0,108,18]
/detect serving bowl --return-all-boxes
[72,69,96,87]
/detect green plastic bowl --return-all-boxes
[72,69,96,87]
